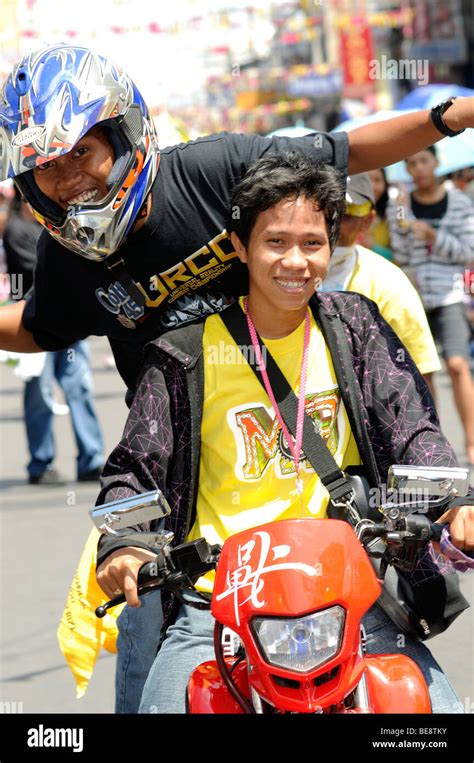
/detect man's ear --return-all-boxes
[359,210,375,234]
[230,231,248,264]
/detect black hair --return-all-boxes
[226,152,346,251]
[374,167,390,219]
[405,144,438,164]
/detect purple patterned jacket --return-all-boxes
[96,291,457,571]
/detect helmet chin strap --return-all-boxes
[104,195,150,307]
[102,114,149,305]
[105,250,146,307]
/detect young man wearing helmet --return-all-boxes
[1,43,474,402]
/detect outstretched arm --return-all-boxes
[348,97,473,174]
[0,300,43,352]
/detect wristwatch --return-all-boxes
[430,97,465,137]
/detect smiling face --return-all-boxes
[32,126,115,209]
[231,195,331,337]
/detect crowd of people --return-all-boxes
[0,43,474,715]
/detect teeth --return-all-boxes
[67,188,98,205]
[275,279,307,289]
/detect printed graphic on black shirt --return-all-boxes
[161,293,232,329]
[95,281,145,328]
[94,228,239,330]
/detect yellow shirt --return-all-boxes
[348,246,441,375]
[187,302,361,591]
[369,217,391,249]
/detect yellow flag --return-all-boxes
[57,527,124,698]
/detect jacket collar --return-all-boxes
[145,293,342,368]
[146,320,205,368]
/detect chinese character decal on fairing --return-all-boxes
[215,530,317,626]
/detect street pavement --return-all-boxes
[0,337,472,714]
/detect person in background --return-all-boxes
[447,167,474,204]
[321,173,441,391]
[388,145,474,466]
[360,168,393,261]
[3,191,105,484]
[443,170,474,362]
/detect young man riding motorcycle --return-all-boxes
[2,43,474,712]
[95,152,474,714]
[2,42,474,402]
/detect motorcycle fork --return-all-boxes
[351,625,372,712]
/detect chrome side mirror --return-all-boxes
[386,465,469,509]
[90,490,171,536]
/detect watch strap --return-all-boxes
[430,97,465,138]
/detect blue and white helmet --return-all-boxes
[0,43,160,261]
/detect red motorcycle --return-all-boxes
[94,465,469,714]
[186,517,431,714]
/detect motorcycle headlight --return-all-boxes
[252,606,345,673]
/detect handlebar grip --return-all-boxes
[137,559,161,586]
[95,558,162,619]
[430,523,444,542]
[363,523,386,539]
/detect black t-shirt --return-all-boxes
[3,211,42,297]
[23,130,348,394]
[411,191,448,221]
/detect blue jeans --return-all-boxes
[24,341,104,477]
[115,588,164,714]
[137,603,463,715]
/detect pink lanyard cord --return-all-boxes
[244,299,311,492]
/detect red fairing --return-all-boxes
[187,655,431,714]
[187,659,248,714]
[211,519,381,713]
[364,655,432,713]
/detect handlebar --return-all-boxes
[95,539,220,618]
[137,560,162,585]
[358,515,447,574]
[362,520,444,543]
[429,522,444,542]
[95,519,447,618]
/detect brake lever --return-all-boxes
[95,593,127,618]
[95,558,164,618]
[95,579,164,618]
